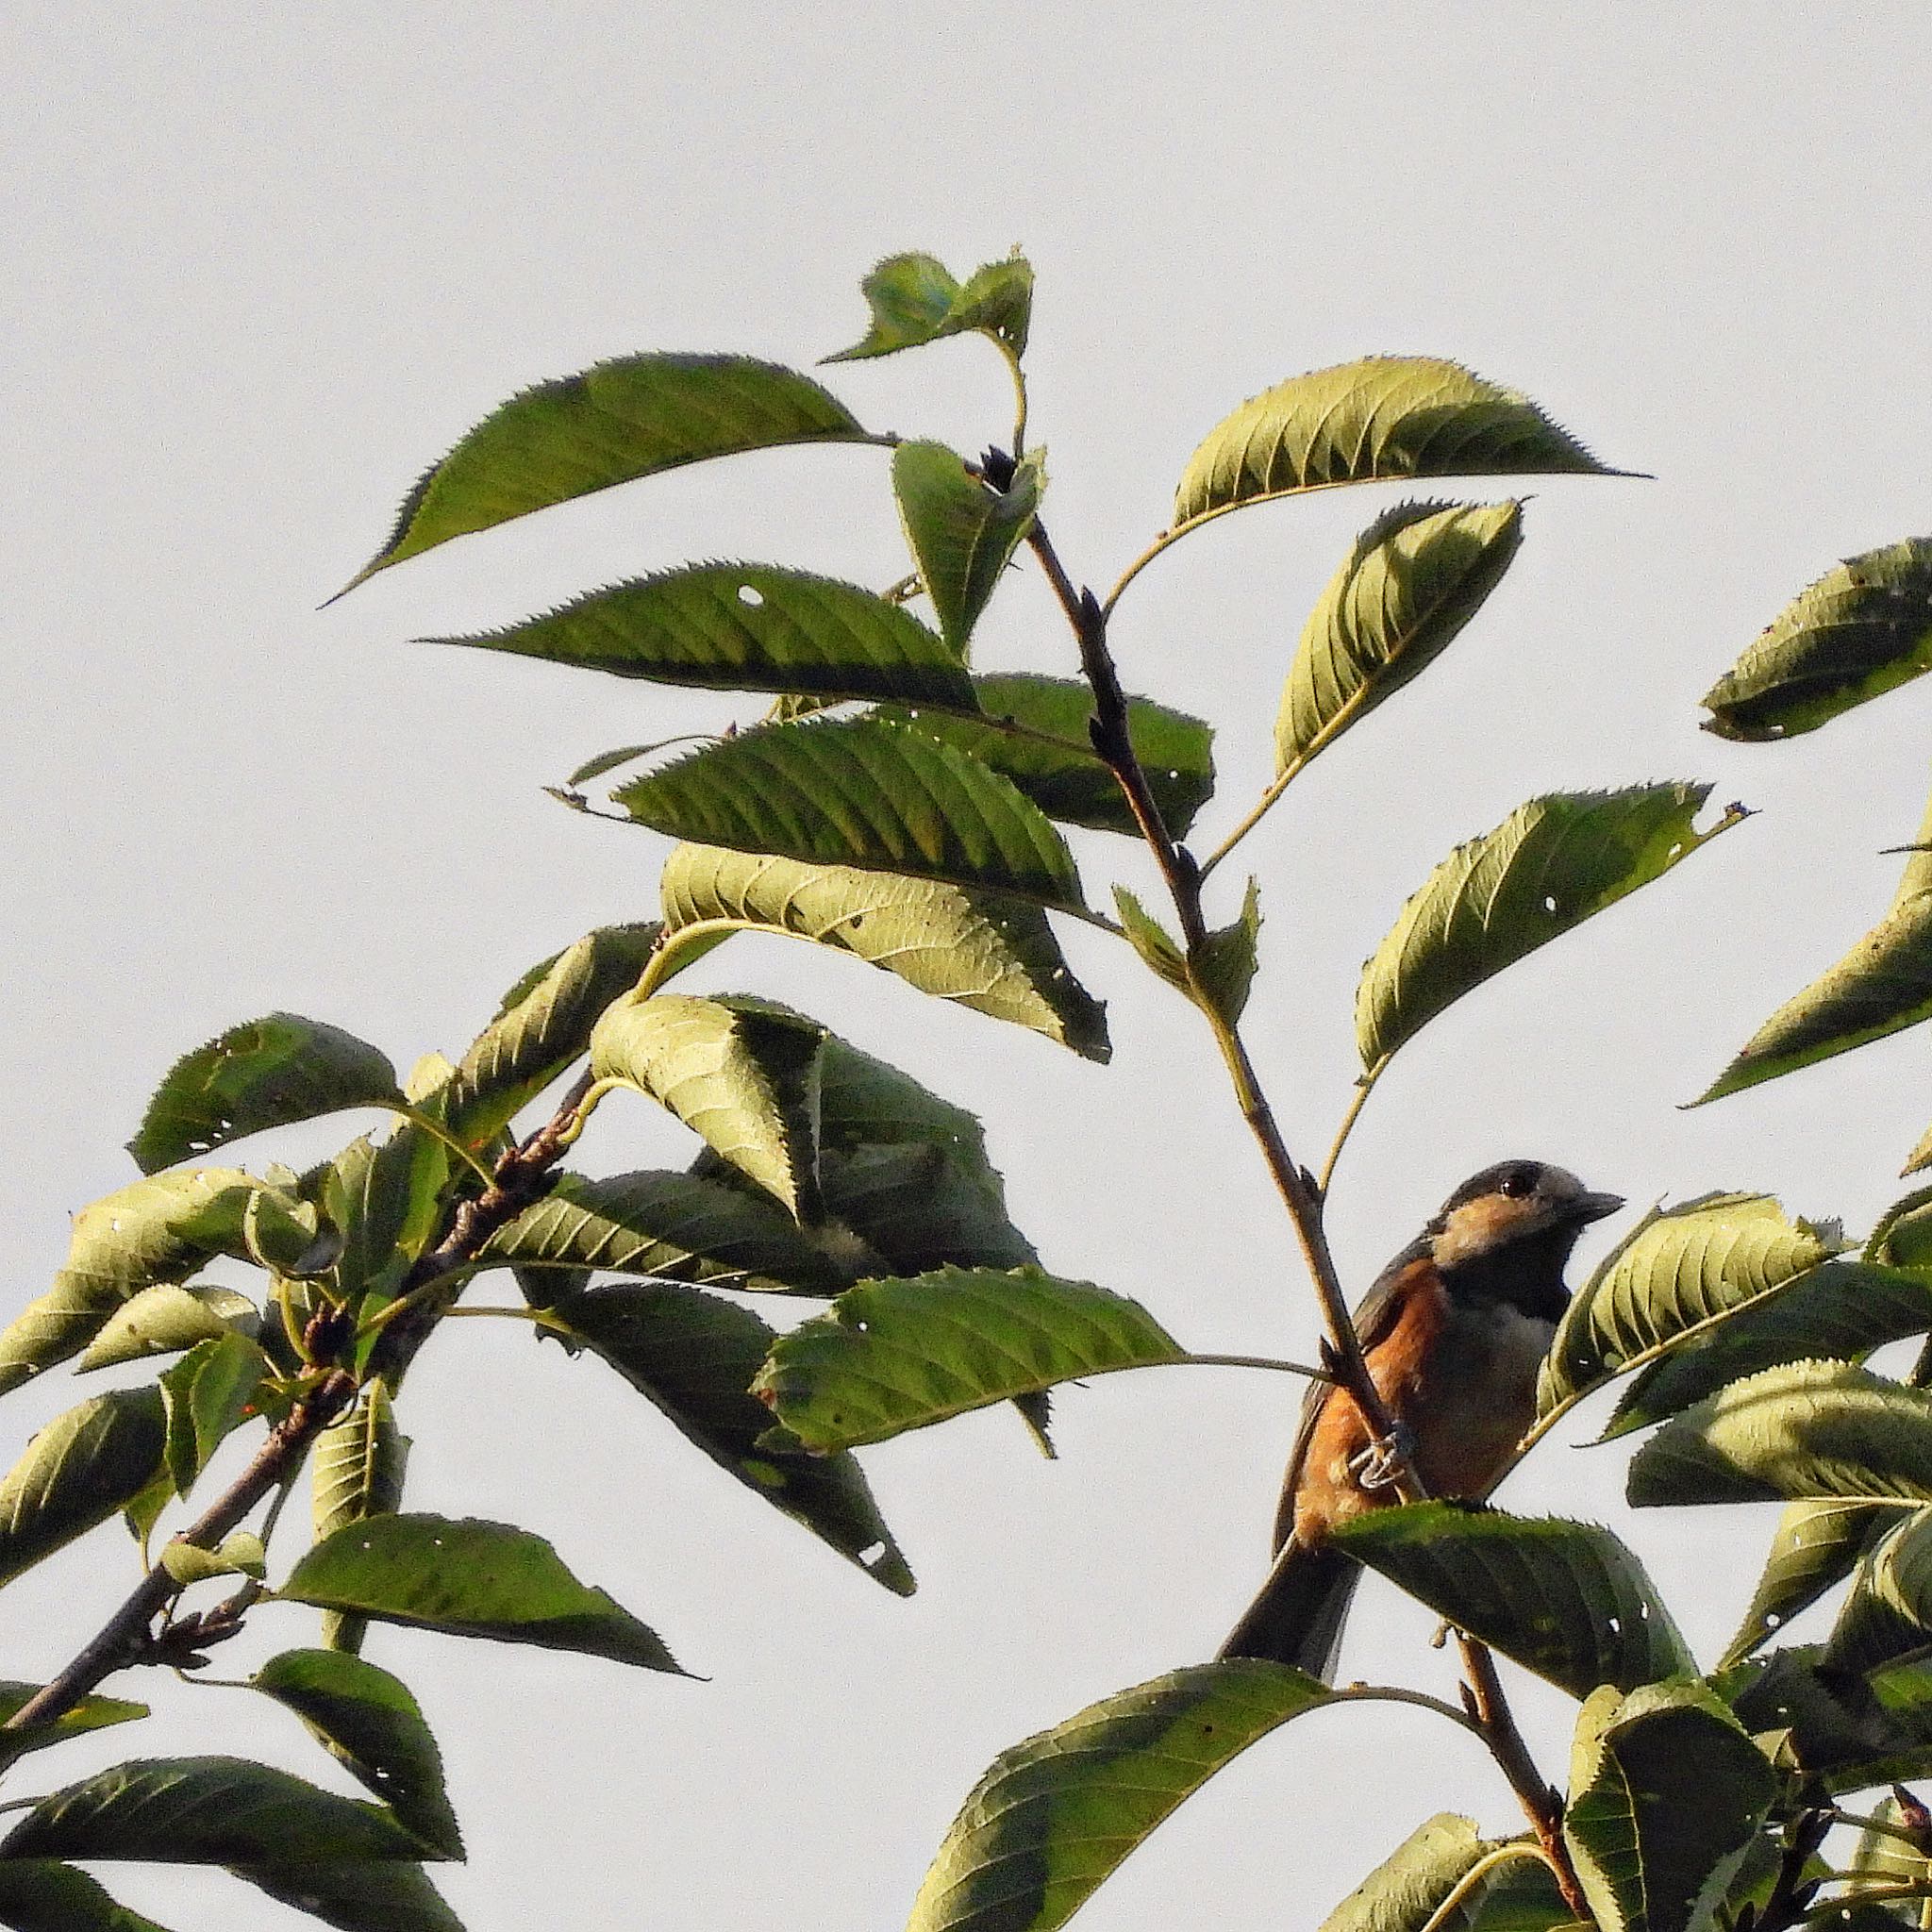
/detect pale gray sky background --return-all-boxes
[5,8,1931,1928]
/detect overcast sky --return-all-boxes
[7,9,1932,1928]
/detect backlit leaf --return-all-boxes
[0,1860,175,1930]
[1319,1817,1564,1932]
[0,1683,147,1767]
[891,441,1042,654]
[1192,878,1262,1024]
[0,1389,165,1588]
[1720,1498,1909,1669]
[311,1383,410,1656]
[76,1284,258,1372]
[158,1332,268,1496]
[827,250,1033,362]
[1823,1504,1932,1677]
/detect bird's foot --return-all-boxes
[1350,1422,1417,1491]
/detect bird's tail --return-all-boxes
[1217,1538,1360,1683]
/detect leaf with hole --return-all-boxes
[343,354,879,588]
[752,1265,1184,1453]
[544,1281,913,1591]
[428,563,975,711]
[827,249,1033,361]
[659,841,1108,1058]
[1172,357,1621,531]
[0,1388,165,1589]
[906,1660,1330,1932]
[891,441,1043,654]
[279,1513,683,1672]
[1721,1498,1909,1669]
[1356,786,1739,1073]
[1277,500,1524,776]
[1334,1504,1691,1698]
[1701,538,1932,741]
[613,717,1087,912]
[75,1284,259,1372]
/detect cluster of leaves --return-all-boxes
[8,245,1932,1932]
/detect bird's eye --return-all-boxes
[1498,1168,1536,1198]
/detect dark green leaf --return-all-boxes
[906,1660,1330,1932]
[1720,1499,1909,1669]
[1357,786,1740,1073]
[1628,1361,1932,1507]
[1561,1680,1775,1932]
[546,1282,913,1592]
[0,1861,175,1931]
[827,250,1033,362]
[427,564,975,711]
[1724,1647,1932,1794]
[252,1649,459,1858]
[0,1684,147,1768]
[279,1513,684,1673]
[0,1389,165,1588]
[1278,500,1524,776]
[1334,1503,1691,1698]
[1319,1817,1560,1932]
[817,1139,1037,1279]
[232,1861,464,1932]
[1702,538,1932,741]
[1825,1506,1932,1675]
[310,1384,410,1656]
[75,1284,258,1373]
[752,1265,1184,1453]
[815,1033,988,1156]
[613,717,1087,913]
[158,1332,267,1496]
[0,1757,429,1864]
[127,1016,402,1175]
[1173,357,1622,530]
[877,673,1215,838]
[319,1129,449,1308]
[344,354,879,588]
[891,441,1042,654]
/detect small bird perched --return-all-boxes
[1219,1159,1623,1681]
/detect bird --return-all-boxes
[1218,1159,1623,1681]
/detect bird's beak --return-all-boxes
[1572,1191,1624,1224]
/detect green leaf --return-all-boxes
[1871,1188,1932,1275]
[1607,1261,1932,1438]
[319,1128,450,1306]
[1840,1790,1932,1918]
[1333,1503,1692,1698]
[1628,1361,1932,1507]
[658,841,1108,1059]
[906,1660,1330,1932]
[1701,538,1932,741]
[75,1284,259,1372]
[278,1513,684,1673]
[231,1861,464,1932]
[817,1138,1037,1279]
[483,1168,844,1297]
[1191,877,1262,1024]
[1561,1680,1776,1932]
[1721,1499,1910,1669]
[1537,1192,1848,1420]
[427,563,976,711]
[0,1861,176,1931]
[0,1683,147,1766]
[590,993,825,1219]
[127,1016,403,1175]
[1356,785,1739,1073]
[252,1649,459,1858]
[0,1757,431,1864]
[343,354,878,588]
[816,1032,988,1155]
[891,441,1043,654]
[827,249,1033,362]
[1277,500,1524,775]
[545,1282,914,1592]
[1824,1505,1932,1676]
[159,1530,265,1586]
[1696,791,1932,1102]
[1173,357,1621,530]
[1113,887,1190,993]
[877,673,1216,838]
[311,1384,409,1656]
[751,1264,1184,1453]
[1318,1817,1562,1932]
[158,1332,267,1496]
[0,1170,263,1393]
[613,717,1087,913]
[0,1389,165,1588]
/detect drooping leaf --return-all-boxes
[1319,1816,1562,1932]
[158,1332,268,1496]
[344,354,880,588]
[1113,887,1190,993]
[0,1389,165,1588]
[1627,1361,1932,1507]
[752,1265,1184,1453]
[1720,1499,1910,1669]
[279,1513,683,1673]
[252,1649,459,1858]
[427,563,975,711]
[231,1861,464,1932]
[818,1138,1038,1279]
[590,993,825,1219]
[127,1016,403,1175]
[1172,357,1620,531]
[1607,1261,1932,1437]
[877,673,1215,838]
[0,1170,264,1393]
[1537,1192,1847,1420]
[0,1756,430,1864]
[906,1660,1330,1932]
[1701,538,1932,741]
[311,1383,410,1656]
[544,1282,914,1592]
[1824,1505,1932,1676]
[827,250,1033,362]
[1191,878,1263,1024]
[1333,1504,1692,1699]
[1696,791,1932,1102]
[1561,1680,1775,1932]
[658,841,1108,1058]
[75,1284,259,1372]
[1277,500,1524,776]
[1356,785,1739,1073]
[0,1684,147,1766]
[0,1860,176,1931]
[614,717,1087,913]
[891,441,1043,654]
